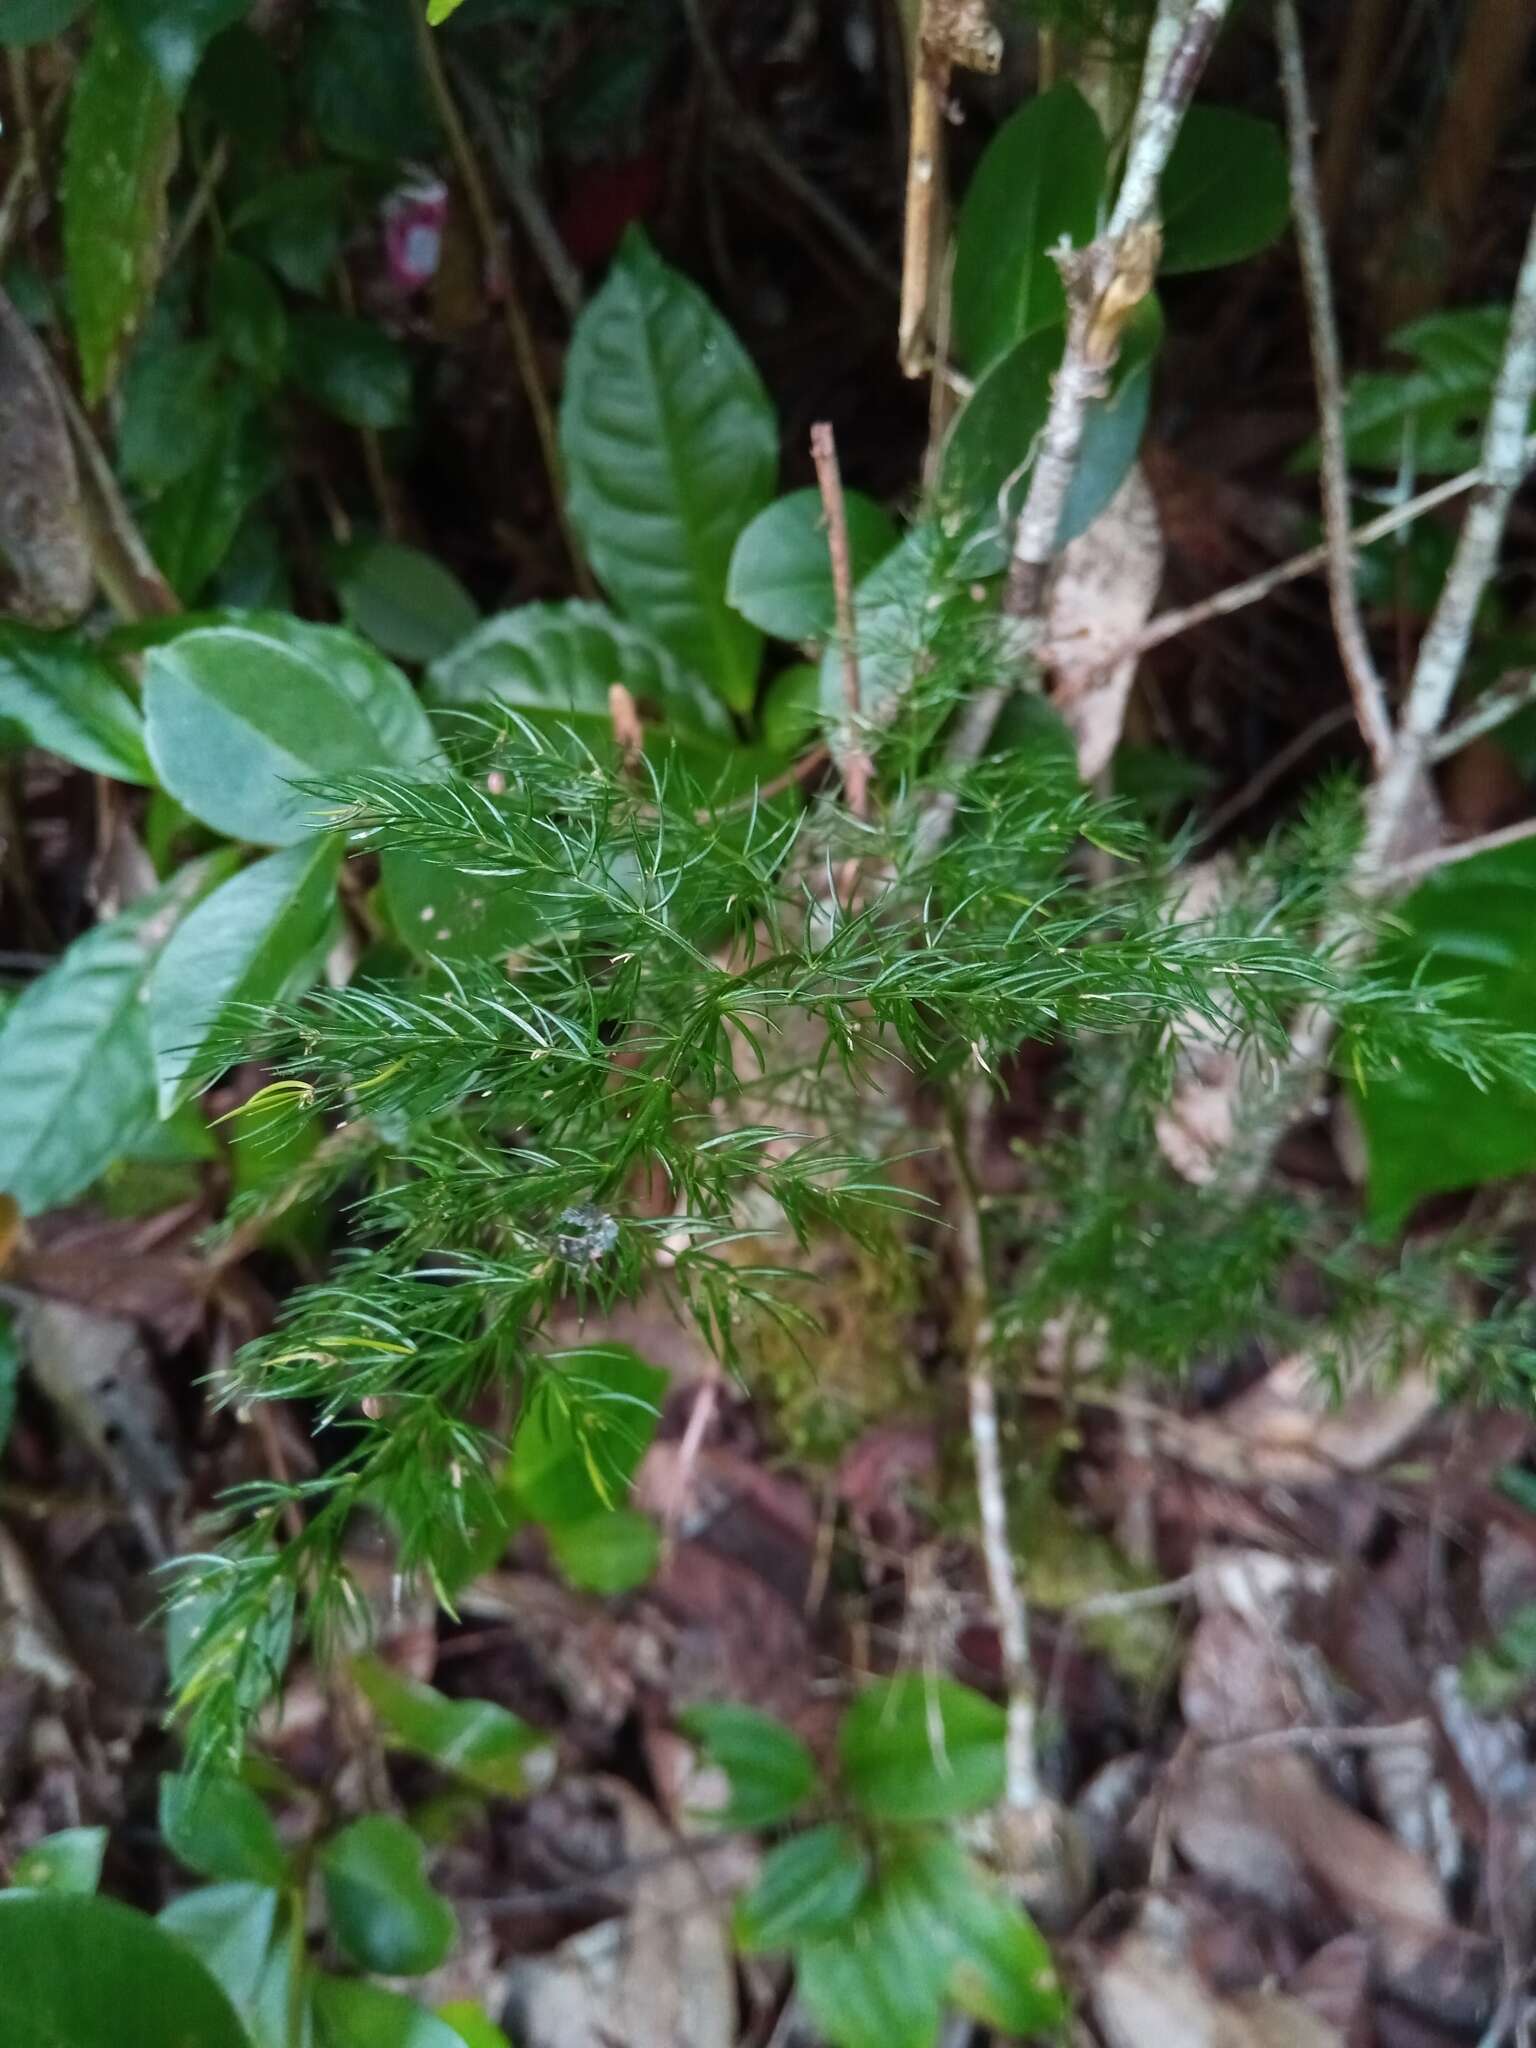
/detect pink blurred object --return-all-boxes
[382,175,448,293]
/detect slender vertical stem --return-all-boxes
[810,421,870,821]
[1276,0,1394,769]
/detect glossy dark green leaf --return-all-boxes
[62,13,178,403]
[143,613,438,843]
[119,339,226,488]
[0,853,232,1215]
[331,540,480,664]
[952,83,1106,375]
[839,1675,1006,1822]
[726,489,899,643]
[232,169,350,295]
[1159,106,1289,274]
[426,599,730,752]
[287,312,413,428]
[159,1881,281,2013]
[508,1343,666,1523]
[734,1824,869,1951]
[354,1654,554,1796]
[322,1815,456,1977]
[561,227,777,711]
[0,622,153,781]
[107,0,248,94]
[147,386,280,603]
[1355,836,1536,1228]
[148,836,342,1111]
[0,0,88,46]
[194,24,286,154]
[0,1892,250,2048]
[301,0,436,165]
[548,1508,660,1595]
[209,252,288,380]
[1328,306,1515,476]
[677,1703,819,1829]
[159,1770,288,1885]
[314,1976,463,2048]
[10,1827,107,1895]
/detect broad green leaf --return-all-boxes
[148,836,342,1112]
[119,339,225,489]
[548,1507,660,1595]
[147,386,280,603]
[0,622,153,782]
[0,853,233,1215]
[159,1881,281,2013]
[322,1814,456,1977]
[509,1343,666,1523]
[0,0,88,44]
[62,14,178,403]
[232,169,350,295]
[382,847,557,966]
[10,1827,107,1895]
[159,1770,288,1886]
[354,1654,553,1796]
[314,1977,463,2048]
[195,24,286,155]
[287,312,413,428]
[839,1675,1006,1822]
[817,524,986,728]
[677,1703,819,1829]
[300,0,436,165]
[0,1305,16,1460]
[734,1824,869,1951]
[426,599,730,749]
[106,0,248,94]
[331,540,480,664]
[727,489,899,643]
[1354,836,1536,1228]
[952,83,1106,375]
[209,252,288,380]
[1159,106,1289,274]
[0,1891,249,2048]
[436,2005,510,2048]
[793,1837,958,2048]
[144,613,438,843]
[561,227,777,711]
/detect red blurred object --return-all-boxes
[557,151,665,269]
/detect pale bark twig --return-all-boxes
[1431,669,1536,761]
[810,421,871,821]
[1382,814,1536,889]
[1276,0,1393,768]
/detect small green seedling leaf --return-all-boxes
[158,1881,281,2014]
[354,1654,554,1796]
[322,1815,456,1977]
[734,1823,870,1951]
[314,1976,464,2048]
[792,1836,957,2048]
[677,1703,819,1829]
[941,1848,1065,2035]
[159,1770,288,1886]
[952,83,1106,374]
[547,1508,660,1595]
[10,1827,107,1895]
[509,1344,666,1524]
[726,489,898,643]
[838,1675,1006,1823]
[562,227,777,711]
[0,1891,250,2048]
